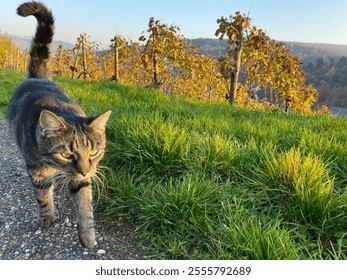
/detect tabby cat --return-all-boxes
[8,1,111,249]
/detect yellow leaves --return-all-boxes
[216,12,250,44]
[217,15,319,113]
[0,34,27,71]
[239,26,319,113]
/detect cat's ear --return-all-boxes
[39,110,67,137]
[89,110,112,133]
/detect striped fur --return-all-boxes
[8,2,111,249]
[17,1,54,79]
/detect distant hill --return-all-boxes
[187,38,228,57]
[8,34,74,52]
[282,41,347,62]
[188,38,347,62]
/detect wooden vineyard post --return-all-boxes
[55,45,64,76]
[103,57,107,80]
[23,51,28,72]
[77,34,92,80]
[71,48,79,79]
[81,35,87,80]
[113,38,119,82]
[9,44,13,70]
[110,35,121,82]
[15,48,20,71]
[153,52,160,88]
[4,50,8,68]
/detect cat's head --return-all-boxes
[37,109,112,182]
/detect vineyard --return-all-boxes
[0,12,320,113]
[1,10,344,260]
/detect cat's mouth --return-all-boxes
[69,173,94,185]
[75,172,93,180]
[50,170,97,189]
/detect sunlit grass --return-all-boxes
[1,68,347,259]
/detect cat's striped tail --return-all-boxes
[17,1,55,79]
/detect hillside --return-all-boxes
[7,33,347,108]
[189,38,347,108]
[284,41,347,62]
[189,38,347,61]
[1,68,347,259]
[8,34,74,51]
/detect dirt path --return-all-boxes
[0,120,143,260]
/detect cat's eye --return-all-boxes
[61,152,74,159]
[89,150,99,157]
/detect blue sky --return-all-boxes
[1,0,347,47]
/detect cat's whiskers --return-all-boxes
[91,166,109,204]
[45,172,73,198]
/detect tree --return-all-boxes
[242,27,319,112]
[139,17,184,88]
[69,33,100,80]
[217,17,318,113]
[215,12,251,105]
[172,45,228,100]
[50,45,75,77]
[109,35,132,82]
[138,17,228,100]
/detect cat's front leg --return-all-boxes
[70,182,95,249]
[29,167,57,228]
[33,184,55,227]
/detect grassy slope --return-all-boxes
[1,69,347,259]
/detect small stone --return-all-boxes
[35,229,41,235]
[83,251,89,256]
[97,249,106,255]
[43,254,52,260]
[54,253,64,260]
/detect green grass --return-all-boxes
[1,68,347,259]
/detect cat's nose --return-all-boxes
[77,171,90,179]
[76,159,90,178]
[80,171,88,177]
[77,168,89,177]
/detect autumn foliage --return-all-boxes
[0,12,319,113]
[216,13,318,113]
[0,34,28,72]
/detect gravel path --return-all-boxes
[0,119,143,260]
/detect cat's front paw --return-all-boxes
[39,215,55,228]
[78,226,96,249]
